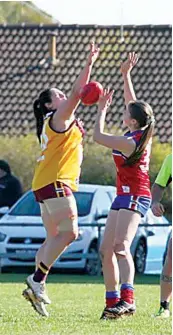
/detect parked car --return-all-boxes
[0,184,171,275]
[0,207,9,219]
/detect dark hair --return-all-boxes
[124,100,155,166]
[0,160,11,174]
[33,89,52,143]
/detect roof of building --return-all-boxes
[0,24,171,142]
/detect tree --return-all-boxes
[0,1,59,24]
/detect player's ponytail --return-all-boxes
[33,89,52,143]
[33,99,43,143]
[124,101,155,166]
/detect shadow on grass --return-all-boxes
[0,267,160,285]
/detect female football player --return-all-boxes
[93,53,155,319]
[23,42,99,317]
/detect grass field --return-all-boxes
[0,272,172,335]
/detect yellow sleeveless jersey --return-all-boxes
[32,116,84,192]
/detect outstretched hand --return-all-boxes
[98,88,114,111]
[121,52,138,75]
[87,41,100,66]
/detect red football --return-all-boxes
[80,81,103,106]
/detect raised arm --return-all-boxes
[56,42,99,121]
[93,88,136,154]
[121,52,138,107]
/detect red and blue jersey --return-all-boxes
[112,130,151,198]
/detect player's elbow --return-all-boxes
[93,131,100,143]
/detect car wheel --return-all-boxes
[134,239,147,274]
[85,243,100,276]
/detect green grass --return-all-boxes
[0,273,171,335]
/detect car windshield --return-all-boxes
[8,191,93,217]
[73,191,93,217]
[9,191,41,216]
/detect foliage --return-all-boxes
[0,1,57,24]
[0,135,39,191]
[150,138,172,220]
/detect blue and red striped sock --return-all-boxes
[121,283,134,304]
[106,291,120,308]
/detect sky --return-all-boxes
[33,0,172,25]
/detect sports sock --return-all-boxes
[33,262,49,283]
[161,301,170,310]
[121,283,134,304]
[106,291,120,308]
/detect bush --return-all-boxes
[0,135,40,191]
[81,142,115,185]
[150,138,172,183]
[0,135,171,219]
[150,138,172,221]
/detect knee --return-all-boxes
[114,241,131,258]
[164,238,172,267]
[99,244,114,262]
[164,252,172,270]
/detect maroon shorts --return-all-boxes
[33,181,72,203]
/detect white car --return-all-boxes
[0,184,171,275]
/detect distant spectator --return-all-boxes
[0,160,23,208]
